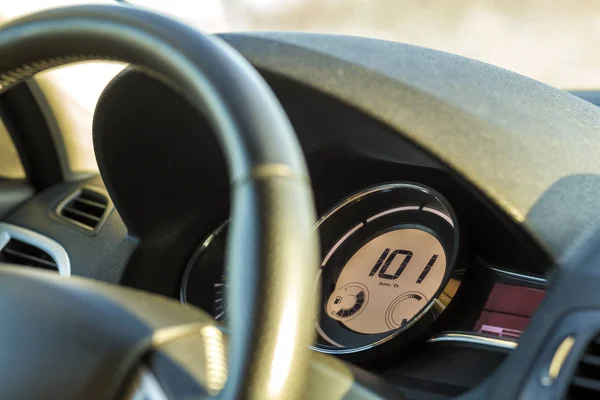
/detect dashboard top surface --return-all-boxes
[219,32,600,260]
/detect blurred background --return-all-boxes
[1,0,599,173]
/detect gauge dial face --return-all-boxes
[315,182,460,354]
[327,283,369,320]
[326,228,446,334]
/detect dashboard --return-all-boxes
[2,32,579,399]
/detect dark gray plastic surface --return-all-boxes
[0,179,34,218]
[4,175,135,282]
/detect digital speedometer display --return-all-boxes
[326,228,446,334]
[314,183,461,355]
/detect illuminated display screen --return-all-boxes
[473,283,545,340]
[326,228,447,335]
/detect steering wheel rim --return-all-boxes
[0,4,319,400]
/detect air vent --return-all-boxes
[0,239,58,271]
[59,189,109,231]
[568,336,600,398]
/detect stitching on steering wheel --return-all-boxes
[0,54,113,91]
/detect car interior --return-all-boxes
[1,3,600,400]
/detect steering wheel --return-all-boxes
[0,4,592,400]
[0,5,319,400]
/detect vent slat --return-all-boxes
[2,248,57,268]
[582,354,600,368]
[73,198,106,210]
[79,190,108,205]
[0,239,58,271]
[59,189,108,230]
[572,376,600,391]
[62,207,102,222]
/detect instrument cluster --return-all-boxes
[181,182,466,359]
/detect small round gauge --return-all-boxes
[327,283,369,321]
[314,183,461,355]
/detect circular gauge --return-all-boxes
[384,291,428,331]
[324,228,444,335]
[180,221,229,321]
[314,183,461,355]
[327,283,369,321]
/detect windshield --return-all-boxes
[1,0,598,172]
[125,0,600,90]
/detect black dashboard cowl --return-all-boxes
[93,68,229,238]
[91,63,450,296]
[92,68,230,295]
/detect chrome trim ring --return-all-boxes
[428,332,518,350]
[180,220,229,307]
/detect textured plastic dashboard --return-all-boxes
[218,33,600,263]
[3,175,135,282]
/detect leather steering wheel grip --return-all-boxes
[0,5,320,400]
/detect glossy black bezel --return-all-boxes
[312,182,461,357]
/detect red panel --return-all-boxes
[484,283,545,317]
[472,283,546,340]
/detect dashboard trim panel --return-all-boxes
[485,265,547,286]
